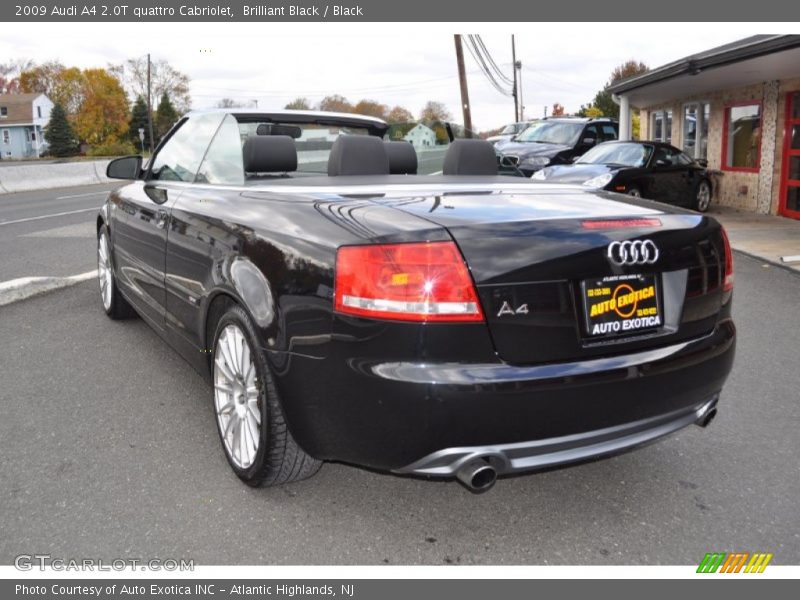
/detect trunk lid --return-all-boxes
[382,187,730,364]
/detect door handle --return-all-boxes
[156,208,169,230]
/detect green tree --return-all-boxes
[580,60,649,120]
[128,95,150,149]
[285,97,311,110]
[155,91,179,139]
[45,102,79,157]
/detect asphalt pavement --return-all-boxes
[0,253,798,565]
[0,183,119,281]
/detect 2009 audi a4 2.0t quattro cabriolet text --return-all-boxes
[97,109,735,493]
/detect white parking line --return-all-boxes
[0,270,97,306]
[55,191,110,200]
[0,207,98,227]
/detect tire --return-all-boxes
[97,227,136,319]
[627,186,642,198]
[694,180,712,212]
[211,304,322,487]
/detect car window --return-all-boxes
[652,146,684,166]
[600,124,618,141]
[149,113,225,182]
[196,114,244,185]
[676,152,694,166]
[583,125,599,140]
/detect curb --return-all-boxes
[0,271,97,307]
[732,248,800,277]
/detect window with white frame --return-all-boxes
[2,130,9,144]
[650,110,672,143]
[683,102,710,160]
[0,106,7,118]
[37,106,42,118]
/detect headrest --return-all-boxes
[442,139,498,176]
[243,135,297,173]
[327,135,390,176]
[385,141,418,175]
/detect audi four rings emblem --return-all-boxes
[607,239,660,265]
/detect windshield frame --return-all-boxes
[576,142,655,168]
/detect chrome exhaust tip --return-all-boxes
[697,407,717,428]
[456,459,497,493]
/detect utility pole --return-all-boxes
[517,62,524,121]
[146,53,155,153]
[453,35,473,136]
[511,35,519,122]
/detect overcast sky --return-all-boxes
[1,23,795,130]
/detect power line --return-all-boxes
[474,35,513,85]
[464,35,512,97]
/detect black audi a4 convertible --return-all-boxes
[98,109,735,492]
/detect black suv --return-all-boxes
[495,117,619,177]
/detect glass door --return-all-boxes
[781,92,800,219]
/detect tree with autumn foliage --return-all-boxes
[353,99,388,120]
[551,103,565,117]
[419,100,452,124]
[109,57,191,114]
[386,105,414,123]
[72,69,129,146]
[318,94,353,113]
[20,62,85,114]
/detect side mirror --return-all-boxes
[581,137,596,147]
[696,158,708,168]
[107,156,142,180]
[654,158,670,168]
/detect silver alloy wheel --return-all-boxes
[97,232,113,311]
[214,324,261,469]
[696,181,711,212]
[627,188,642,198]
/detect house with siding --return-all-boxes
[610,35,800,221]
[0,93,54,159]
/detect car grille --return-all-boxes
[498,154,519,167]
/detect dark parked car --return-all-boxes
[532,140,714,212]
[98,109,735,493]
[495,117,619,176]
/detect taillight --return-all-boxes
[334,241,484,322]
[720,226,734,291]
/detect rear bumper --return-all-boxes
[395,395,718,477]
[275,319,735,472]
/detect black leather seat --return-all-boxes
[385,141,418,175]
[243,135,297,177]
[442,139,498,175]
[327,136,390,176]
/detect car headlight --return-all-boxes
[520,156,550,168]
[582,173,613,189]
[531,168,548,181]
